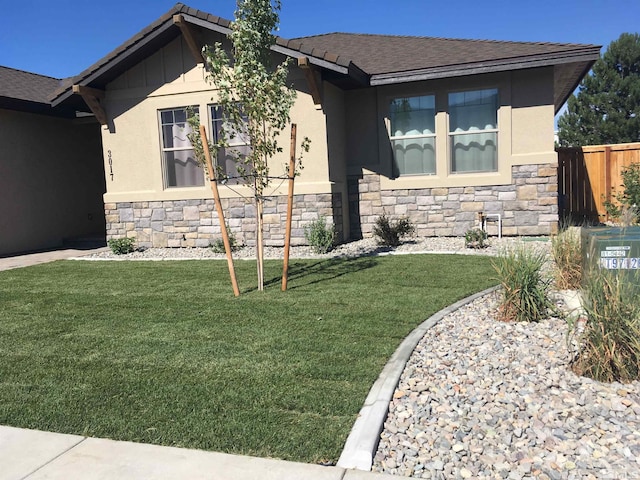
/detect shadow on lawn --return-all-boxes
[261,256,379,291]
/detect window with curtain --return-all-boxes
[210,104,251,184]
[390,95,436,176]
[449,88,498,173]
[160,107,204,188]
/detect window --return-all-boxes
[210,104,250,184]
[449,88,498,173]
[390,95,436,175]
[160,107,204,187]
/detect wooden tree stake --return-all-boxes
[282,124,297,291]
[199,125,240,297]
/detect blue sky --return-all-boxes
[1,0,637,80]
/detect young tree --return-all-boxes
[201,0,306,291]
[558,33,640,147]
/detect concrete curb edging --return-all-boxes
[336,285,501,471]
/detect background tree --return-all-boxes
[200,0,307,291]
[558,32,640,147]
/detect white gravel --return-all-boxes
[85,236,550,261]
[371,292,640,480]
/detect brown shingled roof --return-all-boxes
[291,33,599,77]
[0,66,77,116]
[49,3,600,113]
[0,66,61,104]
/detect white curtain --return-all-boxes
[163,117,203,187]
[390,96,436,175]
[450,133,497,173]
[393,137,436,175]
[449,89,498,173]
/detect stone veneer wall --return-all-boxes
[348,163,559,238]
[105,193,343,248]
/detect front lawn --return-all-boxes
[0,254,496,463]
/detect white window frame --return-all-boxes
[448,88,499,174]
[389,95,437,176]
[159,106,204,188]
[209,104,251,184]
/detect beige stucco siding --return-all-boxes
[344,68,556,191]
[0,110,105,255]
[101,36,335,204]
[510,67,555,160]
[321,81,350,236]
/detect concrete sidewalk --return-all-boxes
[0,426,391,480]
[0,248,108,271]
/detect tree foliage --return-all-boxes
[203,0,296,191]
[195,0,308,291]
[558,32,640,147]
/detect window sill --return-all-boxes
[379,169,511,191]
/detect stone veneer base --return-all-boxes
[347,164,559,239]
[105,193,343,249]
[106,163,558,248]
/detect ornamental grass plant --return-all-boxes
[551,227,582,290]
[571,267,640,383]
[492,244,554,323]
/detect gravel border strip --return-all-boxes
[336,285,501,472]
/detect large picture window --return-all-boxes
[160,107,204,188]
[390,95,436,175]
[210,104,250,184]
[449,88,498,173]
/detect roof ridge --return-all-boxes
[292,32,599,49]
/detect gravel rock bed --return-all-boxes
[85,236,550,260]
[372,293,640,480]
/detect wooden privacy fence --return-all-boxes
[557,143,640,223]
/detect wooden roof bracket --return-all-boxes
[173,14,205,65]
[298,57,322,106]
[72,85,108,127]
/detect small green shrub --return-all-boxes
[551,227,582,290]
[373,213,415,247]
[107,237,136,255]
[210,225,240,253]
[304,216,335,254]
[571,267,640,383]
[465,228,488,249]
[492,245,553,322]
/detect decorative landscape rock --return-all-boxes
[86,236,549,261]
[371,294,640,480]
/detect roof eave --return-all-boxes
[554,59,595,114]
[369,48,601,86]
[50,18,180,108]
[0,95,77,118]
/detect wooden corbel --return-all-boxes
[72,85,107,126]
[298,57,322,105]
[173,14,205,64]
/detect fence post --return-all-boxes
[604,146,612,222]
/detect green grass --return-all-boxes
[0,255,496,463]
